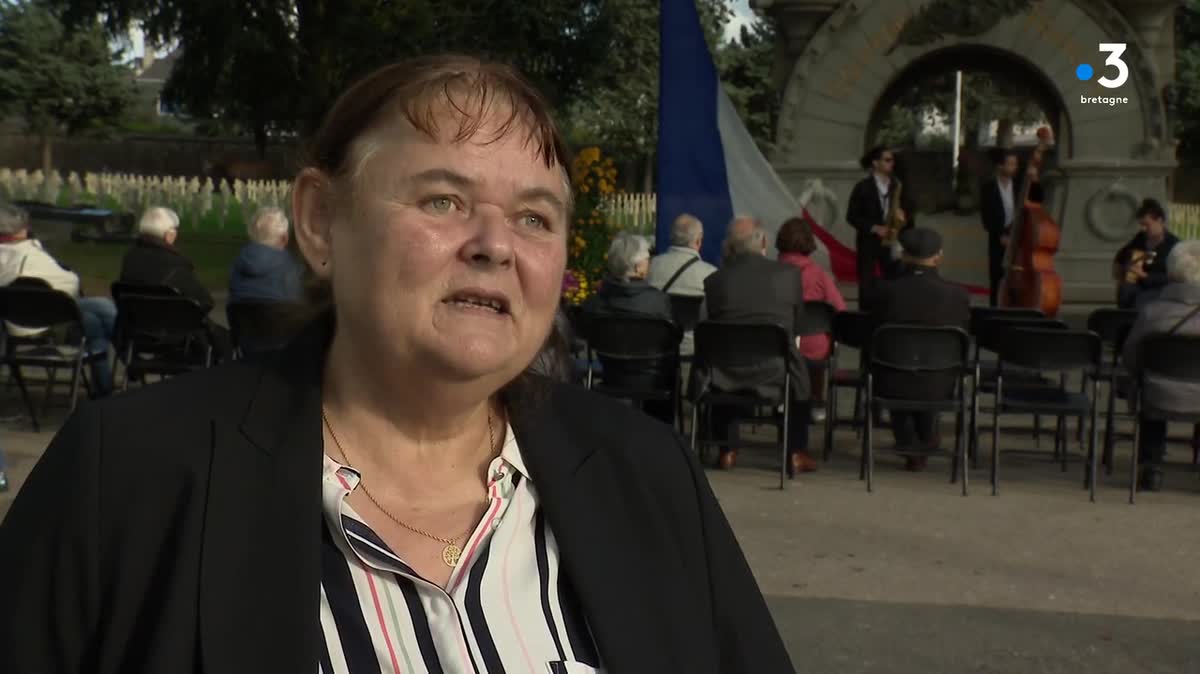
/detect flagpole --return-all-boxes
[951,70,963,190]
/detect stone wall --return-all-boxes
[0,134,298,179]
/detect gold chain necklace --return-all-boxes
[321,408,496,568]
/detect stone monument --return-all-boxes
[755,0,1181,303]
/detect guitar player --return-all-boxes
[1113,198,1180,309]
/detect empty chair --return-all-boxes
[579,312,682,429]
[990,328,1102,500]
[969,316,1067,459]
[823,310,873,460]
[0,285,104,430]
[862,325,971,493]
[690,320,798,489]
[1083,308,1139,472]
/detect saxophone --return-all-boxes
[882,177,904,259]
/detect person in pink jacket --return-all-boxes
[776,216,847,421]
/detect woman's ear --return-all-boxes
[292,168,336,279]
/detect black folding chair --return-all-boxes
[991,329,1102,500]
[863,325,971,493]
[578,312,683,431]
[668,294,704,334]
[968,307,1044,338]
[824,310,873,460]
[227,301,304,359]
[969,316,1067,461]
[1130,334,1200,504]
[0,284,104,431]
[1083,308,1139,472]
[115,294,213,390]
[690,320,794,489]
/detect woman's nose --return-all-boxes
[462,206,515,267]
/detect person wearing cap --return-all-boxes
[863,227,970,471]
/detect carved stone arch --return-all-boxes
[767,0,1176,303]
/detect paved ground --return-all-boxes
[2,387,1198,672]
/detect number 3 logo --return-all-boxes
[1097,43,1129,89]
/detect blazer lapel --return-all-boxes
[199,318,329,673]
[513,402,692,673]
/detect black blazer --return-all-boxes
[119,236,215,311]
[979,178,1010,247]
[700,254,810,401]
[863,266,971,400]
[0,317,793,674]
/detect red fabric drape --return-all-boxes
[801,208,989,296]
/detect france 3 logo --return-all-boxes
[1077,43,1130,106]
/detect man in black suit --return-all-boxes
[980,149,1019,307]
[846,145,913,306]
[864,228,971,471]
[699,225,813,473]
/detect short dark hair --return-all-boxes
[775,217,817,255]
[1136,198,1166,222]
[860,145,890,170]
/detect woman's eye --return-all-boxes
[425,196,458,214]
[519,213,548,229]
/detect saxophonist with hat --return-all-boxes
[846,145,915,306]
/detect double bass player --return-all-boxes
[981,147,1045,307]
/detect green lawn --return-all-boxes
[46,233,247,296]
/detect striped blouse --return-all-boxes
[318,424,604,674]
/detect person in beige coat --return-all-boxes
[1121,240,1200,491]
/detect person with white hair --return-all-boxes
[1121,239,1200,492]
[647,213,716,297]
[0,200,118,396]
[119,206,214,311]
[228,206,303,304]
[581,232,675,423]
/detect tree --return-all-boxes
[561,0,731,191]
[1173,0,1200,165]
[60,0,614,151]
[715,17,779,155]
[0,1,134,173]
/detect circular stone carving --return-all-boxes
[798,179,840,227]
[1086,183,1140,242]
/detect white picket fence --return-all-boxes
[0,168,292,233]
[602,192,657,237]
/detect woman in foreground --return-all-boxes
[0,55,794,674]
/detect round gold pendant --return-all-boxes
[442,543,463,568]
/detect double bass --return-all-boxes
[998,127,1062,316]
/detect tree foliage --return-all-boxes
[714,17,779,155]
[0,0,134,171]
[1173,0,1200,165]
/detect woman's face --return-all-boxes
[300,112,570,386]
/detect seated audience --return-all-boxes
[1121,240,1200,492]
[581,233,676,424]
[648,213,717,355]
[229,207,303,304]
[721,214,759,262]
[864,227,970,471]
[120,206,215,310]
[1113,198,1178,309]
[699,224,813,473]
[119,206,231,361]
[776,216,846,422]
[0,201,117,395]
[648,213,717,295]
